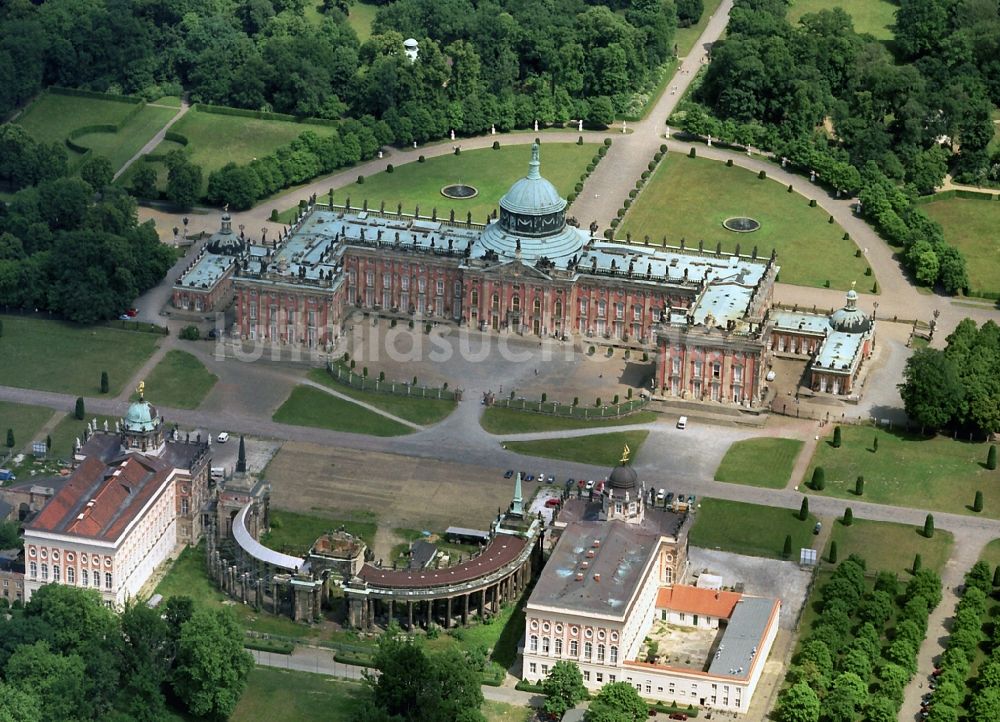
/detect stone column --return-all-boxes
[387,599,394,625]
[446,597,452,629]
[408,601,414,630]
[479,589,485,618]
[463,594,470,626]
[426,599,432,628]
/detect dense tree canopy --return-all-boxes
[899,318,1000,435]
[0,586,246,721]
[0,177,175,322]
[686,0,998,293]
[0,0,697,129]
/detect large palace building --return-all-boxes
[177,144,874,403]
[21,388,211,606]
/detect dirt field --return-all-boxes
[264,441,523,557]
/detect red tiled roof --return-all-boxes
[360,534,528,589]
[656,585,742,618]
[27,454,174,543]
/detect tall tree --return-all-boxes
[898,348,963,429]
[542,661,587,718]
[170,608,253,720]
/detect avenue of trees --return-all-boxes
[0,178,176,323]
[681,0,1000,294]
[774,555,941,722]
[921,561,1000,721]
[898,318,1000,436]
[0,585,253,722]
[0,0,695,132]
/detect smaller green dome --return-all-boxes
[124,399,158,432]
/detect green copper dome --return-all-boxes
[124,399,159,433]
[498,144,567,219]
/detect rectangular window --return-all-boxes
[555,639,563,655]
[29,562,37,579]
[633,305,641,321]
[383,275,391,289]
[679,612,685,621]
[105,572,112,590]
[530,636,538,652]
[542,665,549,675]
[181,498,189,515]
[583,671,591,682]
[82,569,88,586]
[93,573,99,588]
[529,663,537,674]
[645,683,651,694]
[365,271,374,286]
[733,365,743,382]
[401,276,410,290]
[41,564,48,580]
[609,675,616,683]
[615,303,624,319]
[67,567,75,584]
[713,363,721,379]
[436,280,444,295]
[596,673,603,683]
[542,638,550,654]
[570,640,578,656]
[584,642,592,659]
[418,278,426,292]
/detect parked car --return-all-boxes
[546,475,555,483]
[525,474,534,482]
[578,479,586,489]
[688,495,697,505]
[118,314,131,320]
[676,415,688,429]
[666,492,674,504]
[656,489,665,501]
[669,714,689,721]
[585,480,595,490]
[566,478,575,488]
[504,470,514,479]
[813,522,822,534]
[545,498,560,508]
[126,308,138,317]
[0,470,15,482]
[216,432,230,443]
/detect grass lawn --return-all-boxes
[980,538,1000,570]
[261,508,377,555]
[306,368,455,425]
[689,498,818,560]
[16,92,138,146]
[619,155,870,291]
[166,107,340,194]
[0,401,55,456]
[826,517,953,576]
[805,425,999,517]
[0,315,160,396]
[714,437,804,489]
[503,430,648,467]
[46,413,118,461]
[481,406,658,434]
[328,143,596,223]
[273,386,413,436]
[155,543,324,639]
[140,350,218,409]
[787,0,897,40]
[71,104,177,173]
[231,669,365,722]
[922,197,1000,297]
[483,701,534,722]
[347,1,378,42]
[151,96,183,108]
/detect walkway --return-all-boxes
[249,647,541,707]
[113,98,191,181]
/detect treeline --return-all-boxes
[206,119,388,210]
[683,0,1000,294]
[0,125,68,193]
[775,555,941,722]
[924,561,999,721]
[0,585,252,721]
[0,0,696,136]
[899,318,1000,437]
[0,177,175,323]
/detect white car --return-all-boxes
[585,479,595,490]
[656,488,666,501]
[676,416,688,430]
[216,432,230,443]
[766,370,776,381]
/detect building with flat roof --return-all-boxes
[523,453,779,715]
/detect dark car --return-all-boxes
[525,474,535,482]
[504,470,513,479]
[666,492,674,503]
[669,714,689,721]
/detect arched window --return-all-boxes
[533,298,541,313]
[542,638,550,654]
[597,644,605,662]
[492,293,500,309]
[555,639,563,655]
[570,640,578,656]
[584,642,592,659]
[92,573,99,588]
[471,290,479,306]
[555,300,563,317]
[41,564,48,580]
[530,635,538,652]
[82,569,89,586]
[104,572,112,590]
[67,567,75,584]
[29,562,37,579]
[610,646,618,664]
[512,295,521,311]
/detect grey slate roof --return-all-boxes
[706,596,779,679]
